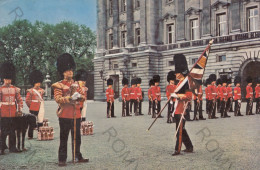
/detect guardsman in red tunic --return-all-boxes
[171,54,193,156]
[255,78,260,114]
[129,78,137,115]
[208,74,218,119]
[233,76,243,116]
[220,77,230,118]
[193,85,205,120]
[205,79,210,116]
[136,78,144,116]
[75,69,88,121]
[216,78,222,113]
[166,71,176,123]
[246,76,254,115]
[152,75,162,118]
[148,79,154,115]
[106,78,115,118]
[226,79,233,113]
[26,70,45,139]
[121,77,131,117]
[0,62,23,154]
[52,53,88,166]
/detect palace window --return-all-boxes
[132,62,137,68]
[167,23,175,44]
[248,7,259,31]
[216,13,227,36]
[135,0,140,8]
[167,60,175,66]
[121,0,126,12]
[109,0,113,16]
[109,34,113,49]
[191,58,198,65]
[216,55,226,62]
[190,19,199,40]
[121,31,127,47]
[135,28,140,46]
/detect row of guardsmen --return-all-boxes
[105,73,260,120]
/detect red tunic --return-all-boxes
[217,86,222,99]
[220,86,228,101]
[52,80,85,119]
[106,88,114,102]
[26,88,45,111]
[208,85,217,100]
[0,84,23,117]
[148,87,153,100]
[135,87,142,100]
[227,86,233,98]
[233,87,241,100]
[129,87,137,100]
[255,85,260,98]
[174,80,192,115]
[152,86,161,101]
[121,87,130,101]
[166,84,176,101]
[205,86,209,100]
[246,86,253,99]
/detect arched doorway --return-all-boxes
[240,60,260,100]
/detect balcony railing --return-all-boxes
[105,31,260,55]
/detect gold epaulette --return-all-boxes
[51,81,64,89]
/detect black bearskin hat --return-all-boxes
[167,71,176,82]
[137,78,142,84]
[0,61,16,81]
[234,76,241,86]
[216,78,222,86]
[221,76,228,84]
[209,74,217,82]
[131,78,136,86]
[174,54,189,76]
[204,78,210,87]
[227,78,232,85]
[257,77,260,84]
[75,69,87,81]
[122,77,128,85]
[153,75,160,83]
[246,76,252,83]
[107,78,113,86]
[57,53,76,77]
[149,79,155,86]
[29,70,44,86]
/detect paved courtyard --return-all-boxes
[0,100,259,170]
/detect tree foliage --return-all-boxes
[0,20,96,85]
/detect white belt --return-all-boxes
[237,94,241,95]
[156,93,160,95]
[124,94,129,96]
[137,93,141,95]
[212,93,216,94]
[130,93,135,94]
[1,102,15,105]
[223,93,227,95]
[109,95,114,97]
[250,93,253,94]
[32,100,40,102]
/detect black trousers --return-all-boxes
[58,118,82,162]
[168,102,175,120]
[206,99,210,115]
[28,111,38,138]
[226,98,233,113]
[208,100,216,117]
[1,117,16,151]
[220,100,227,117]
[148,100,152,114]
[194,100,203,118]
[217,98,221,113]
[174,114,193,152]
[256,98,260,114]
[152,101,161,115]
[130,99,137,113]
[122,100,129,116]
[246,99,253,115]
[107,102,115,117]
[234,100,241,116]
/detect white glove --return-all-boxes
[71,92,81,100]
[170,93,179,98]
[170,100,173,104]
[238,100,241,103]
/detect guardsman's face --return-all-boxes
[223,83,227,86]
[108,85,112,88]
[124,84,128,88]
[137,84,141,87]
[63,70,73,80]
[4,79,12,85]
[248,83,252,86]
[228,84,232,87]
[34,82,41,88]
[155,82,159,86]
[170,80,174,85]
[211,81,216,86]
[132,84,136,88]
[236,83,240,87]
[218,84,221,87]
